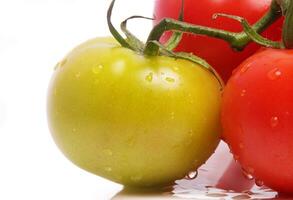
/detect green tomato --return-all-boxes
[47,37,222,188]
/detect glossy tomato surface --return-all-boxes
[47,37,222,188]
[154,0,283,82]
[222,48,293,193]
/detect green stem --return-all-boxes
[282,0,293,48]
[120,16,153,51]
[164,0,184,51]
[144,0,282,55]
[250,0,282,34]
[107,0,132,49]
[214,14,283,49]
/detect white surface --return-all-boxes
[0,0,154,199]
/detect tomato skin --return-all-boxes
[154,0,283,82]
[222,48,293,193]
[47,37,222,187]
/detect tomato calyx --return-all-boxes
[107,0,224,88]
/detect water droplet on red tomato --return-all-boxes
[240,65,250,74]
[242,168,254,180]
[267,68,282,80]
[255,179,264,187]
[270,116,279,128]
[240,89,246,97]
[239,143,244,149]
[233,154,240,161]
[186,171,198,180]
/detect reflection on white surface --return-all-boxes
[173,182,277,200]
[112,142,278,200]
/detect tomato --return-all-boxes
[154,0,283,82]
[47,37,222,188]
[222,48,293,193]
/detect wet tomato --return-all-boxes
[222,48,293,193]
[47,37,222,187]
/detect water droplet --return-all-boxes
[54,63,59,70]
[242,168,254,180]
[170,112,175,119]
[103,149,113,156]
[247,167,255,174]
[54,59,67,70]
[186,171,198,180]
[189,129,194,137]
[145,72,153,82]
[173,66,179,71]
[165,77,175,83]
[232,68,238,75]
[240,65,250,74]
[233,154,240,161]
[187,93,194,104]
[186,130,194,145]
[131,175,142,182]
[267,68,282,80]
[240,89,247,97]
[270,116,279,128]
[60,58,67,66]
[239,143,244,149]
[92,64,103,74]
[104,167,112,172]
[255,179,264,187]
[75,72,81,78]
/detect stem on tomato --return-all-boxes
[107,0,133,49]
[213,13,283,49]
[144,0,282,54]
[282,0,293,48]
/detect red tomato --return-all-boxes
[154,0,283,82]
[222,48,293,193]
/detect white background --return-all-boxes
[0,0,155,199]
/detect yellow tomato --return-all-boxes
[47,37,222,187]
